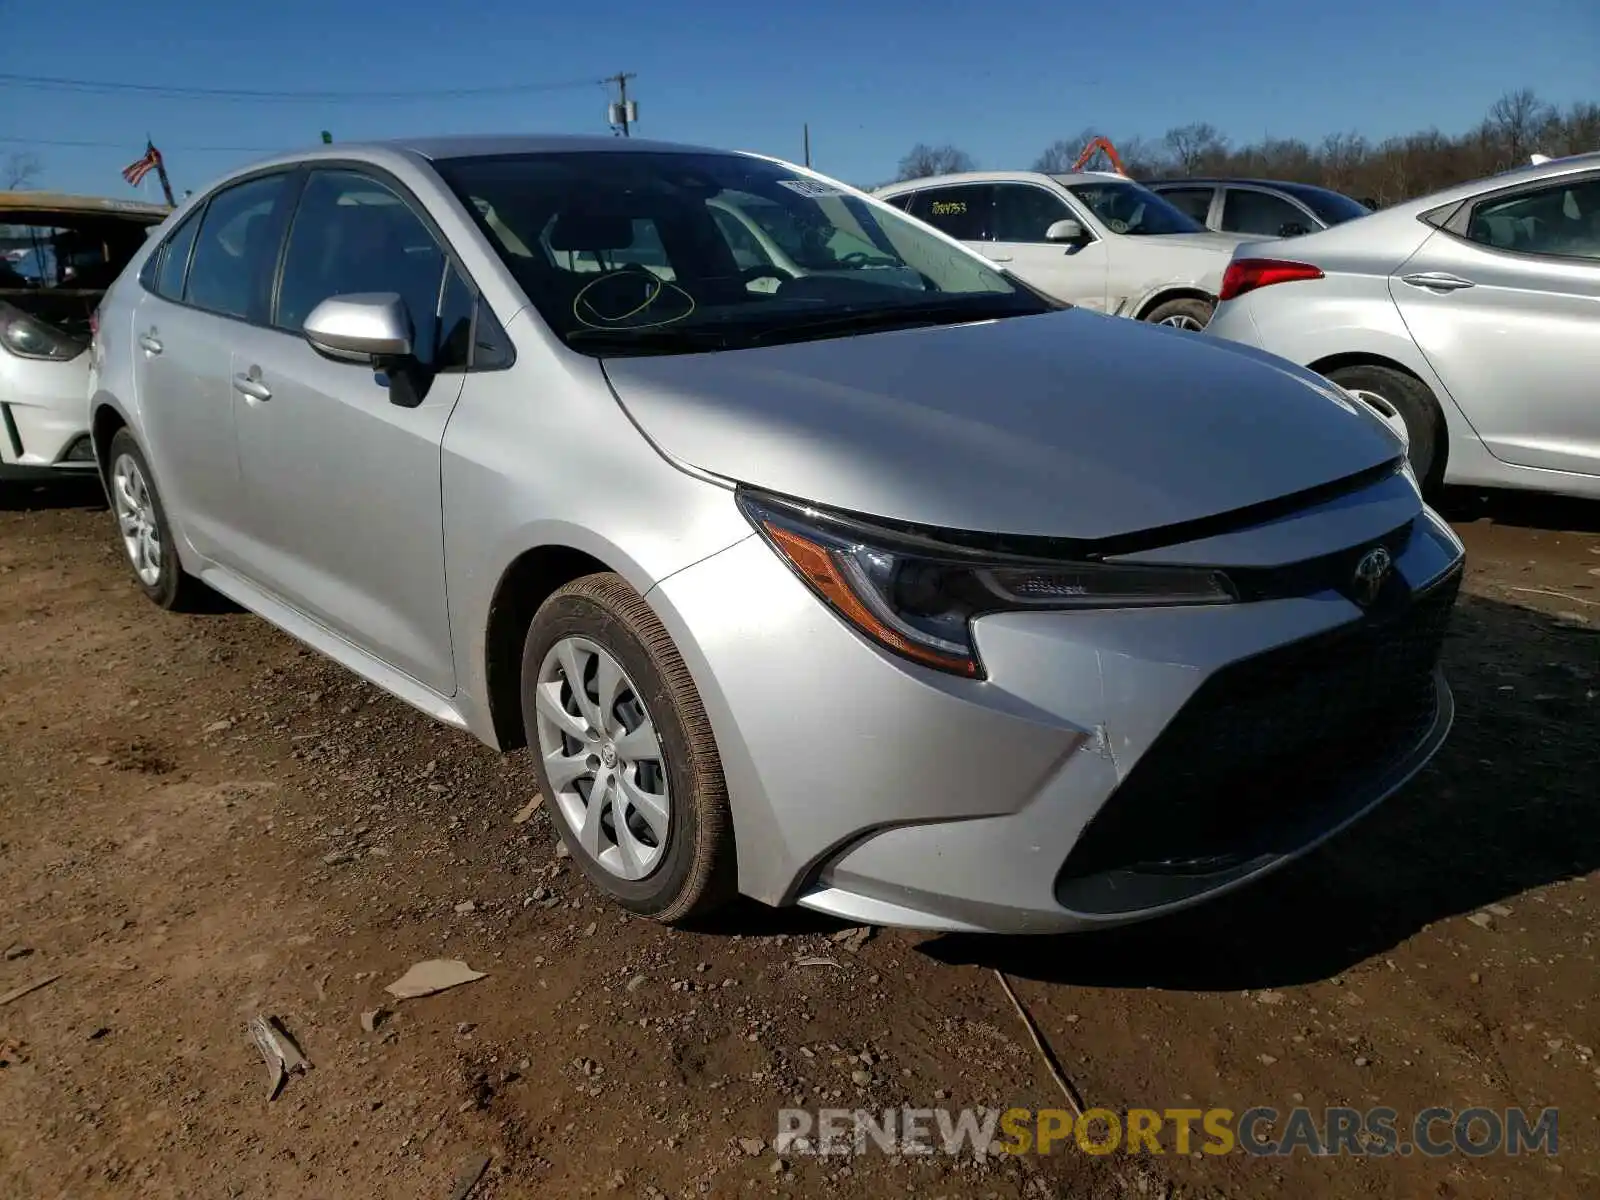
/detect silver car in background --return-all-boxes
[90,135,1464,935]
[1207,152,1600,499]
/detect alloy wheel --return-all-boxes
[111,452,162,587]
[534,635,671,880]
[1346,388,1412,450]
[1157,313,1207,331]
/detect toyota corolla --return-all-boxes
[89,135,1465,934]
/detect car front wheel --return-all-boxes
[521,572,736,923]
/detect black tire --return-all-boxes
[104,429,207,611]
[520,572,736,923]
[1143,296,1213,331]
[1326,363,1446,494]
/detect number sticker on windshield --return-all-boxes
[776,179,848,198]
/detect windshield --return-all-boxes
[1061,180,1207,236]
[435,151,1053,356]
[1281,185,1372,226]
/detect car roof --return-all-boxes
[0,191,171,221]
[876,170,1129,193]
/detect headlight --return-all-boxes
[739,491,1236,678]
[0,303,87,362]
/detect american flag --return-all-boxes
[122,142,163,188]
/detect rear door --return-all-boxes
[130,171,295,563]
[988,181,1108,308]
[1219,187,1319,238]
[226,166,469,694]
[1389,171,1600,478]
[906,183,995,257]
[1152,184,1219,229]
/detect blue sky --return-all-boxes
[3,0,1595,198]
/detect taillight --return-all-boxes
[1219,258,1324,303]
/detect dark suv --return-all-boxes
[1145,178,1372,238]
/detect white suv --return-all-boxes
[875,171,1261,329]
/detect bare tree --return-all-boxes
[1162,123,1227,175]
[1488,88,1555,163]
[3,151,43,190]
[896,143,975,181]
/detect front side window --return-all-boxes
[1062,180,1205,236]
[1221,189,1314,237]
[184,173,291,319]
[991,184,1075,243]
[1465,177,1600,261]
[1155,186,1216,224]
[436,153,1045,357]
[275,169,449,363]
[906,185,993,242]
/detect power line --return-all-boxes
[0,70,605,104]
[0,134,285,152]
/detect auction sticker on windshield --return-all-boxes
[775,180,849,198]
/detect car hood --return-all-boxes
[600,309,1402,541]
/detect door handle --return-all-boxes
[232,373,272,401]
[1400,272,1475,292]
[138,332,162,355]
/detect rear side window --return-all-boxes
[153,210,202,300]
[1156,186,1215,224]
[907,185,993,241]
[184,173,292,319]
[1465,177,1600,261]
[1220,189,1314,237]
[275,169,448,362]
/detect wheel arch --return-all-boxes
[1133,286,1216,321]
[1308,352,1452,483]
[89,394,132,487]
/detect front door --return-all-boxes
[988,182,1109,308]
[1390,172,1600,478]
[228,168,474,694]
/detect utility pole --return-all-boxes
[803,124,811,167]
[604,72,637,137]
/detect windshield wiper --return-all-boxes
[744,300,1045,346]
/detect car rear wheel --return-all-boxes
[105,429,206,611]
[521,572,735,923]
[1326,364,1445,494]
[1144,296,1213,331]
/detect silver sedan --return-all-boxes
[1207,152,1600,500]
[90,135,1464,934]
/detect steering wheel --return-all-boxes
[836,250,893,268]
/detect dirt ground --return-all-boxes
[1,478,1596,1200]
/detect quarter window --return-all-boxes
[184,173,291,319]
[153,209,202,301]
[1220,189,1313,237]
[991,184,1074,243]
[275,169,450,365]
[1465,178,1600,261]
[907,185,993,241]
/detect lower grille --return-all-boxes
[1058,566,1462,885]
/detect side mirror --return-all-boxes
[1045,218,1086,244]
[303,293,413,364]
[1278,221,1310,238]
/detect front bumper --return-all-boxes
[648,475,1466,935]
[0,349,95,475]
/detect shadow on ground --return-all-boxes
[1435,484,1600,533]
[920,593,1599,991]
[0,475,106,512]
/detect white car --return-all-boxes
[1,191,169,486]
[874,171,1261,328]
[1206,151,1600,499]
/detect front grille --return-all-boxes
[1057,566,1462,885]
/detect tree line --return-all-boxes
[891,90,1599,206]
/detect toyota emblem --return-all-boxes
[1351,546,1393,608]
